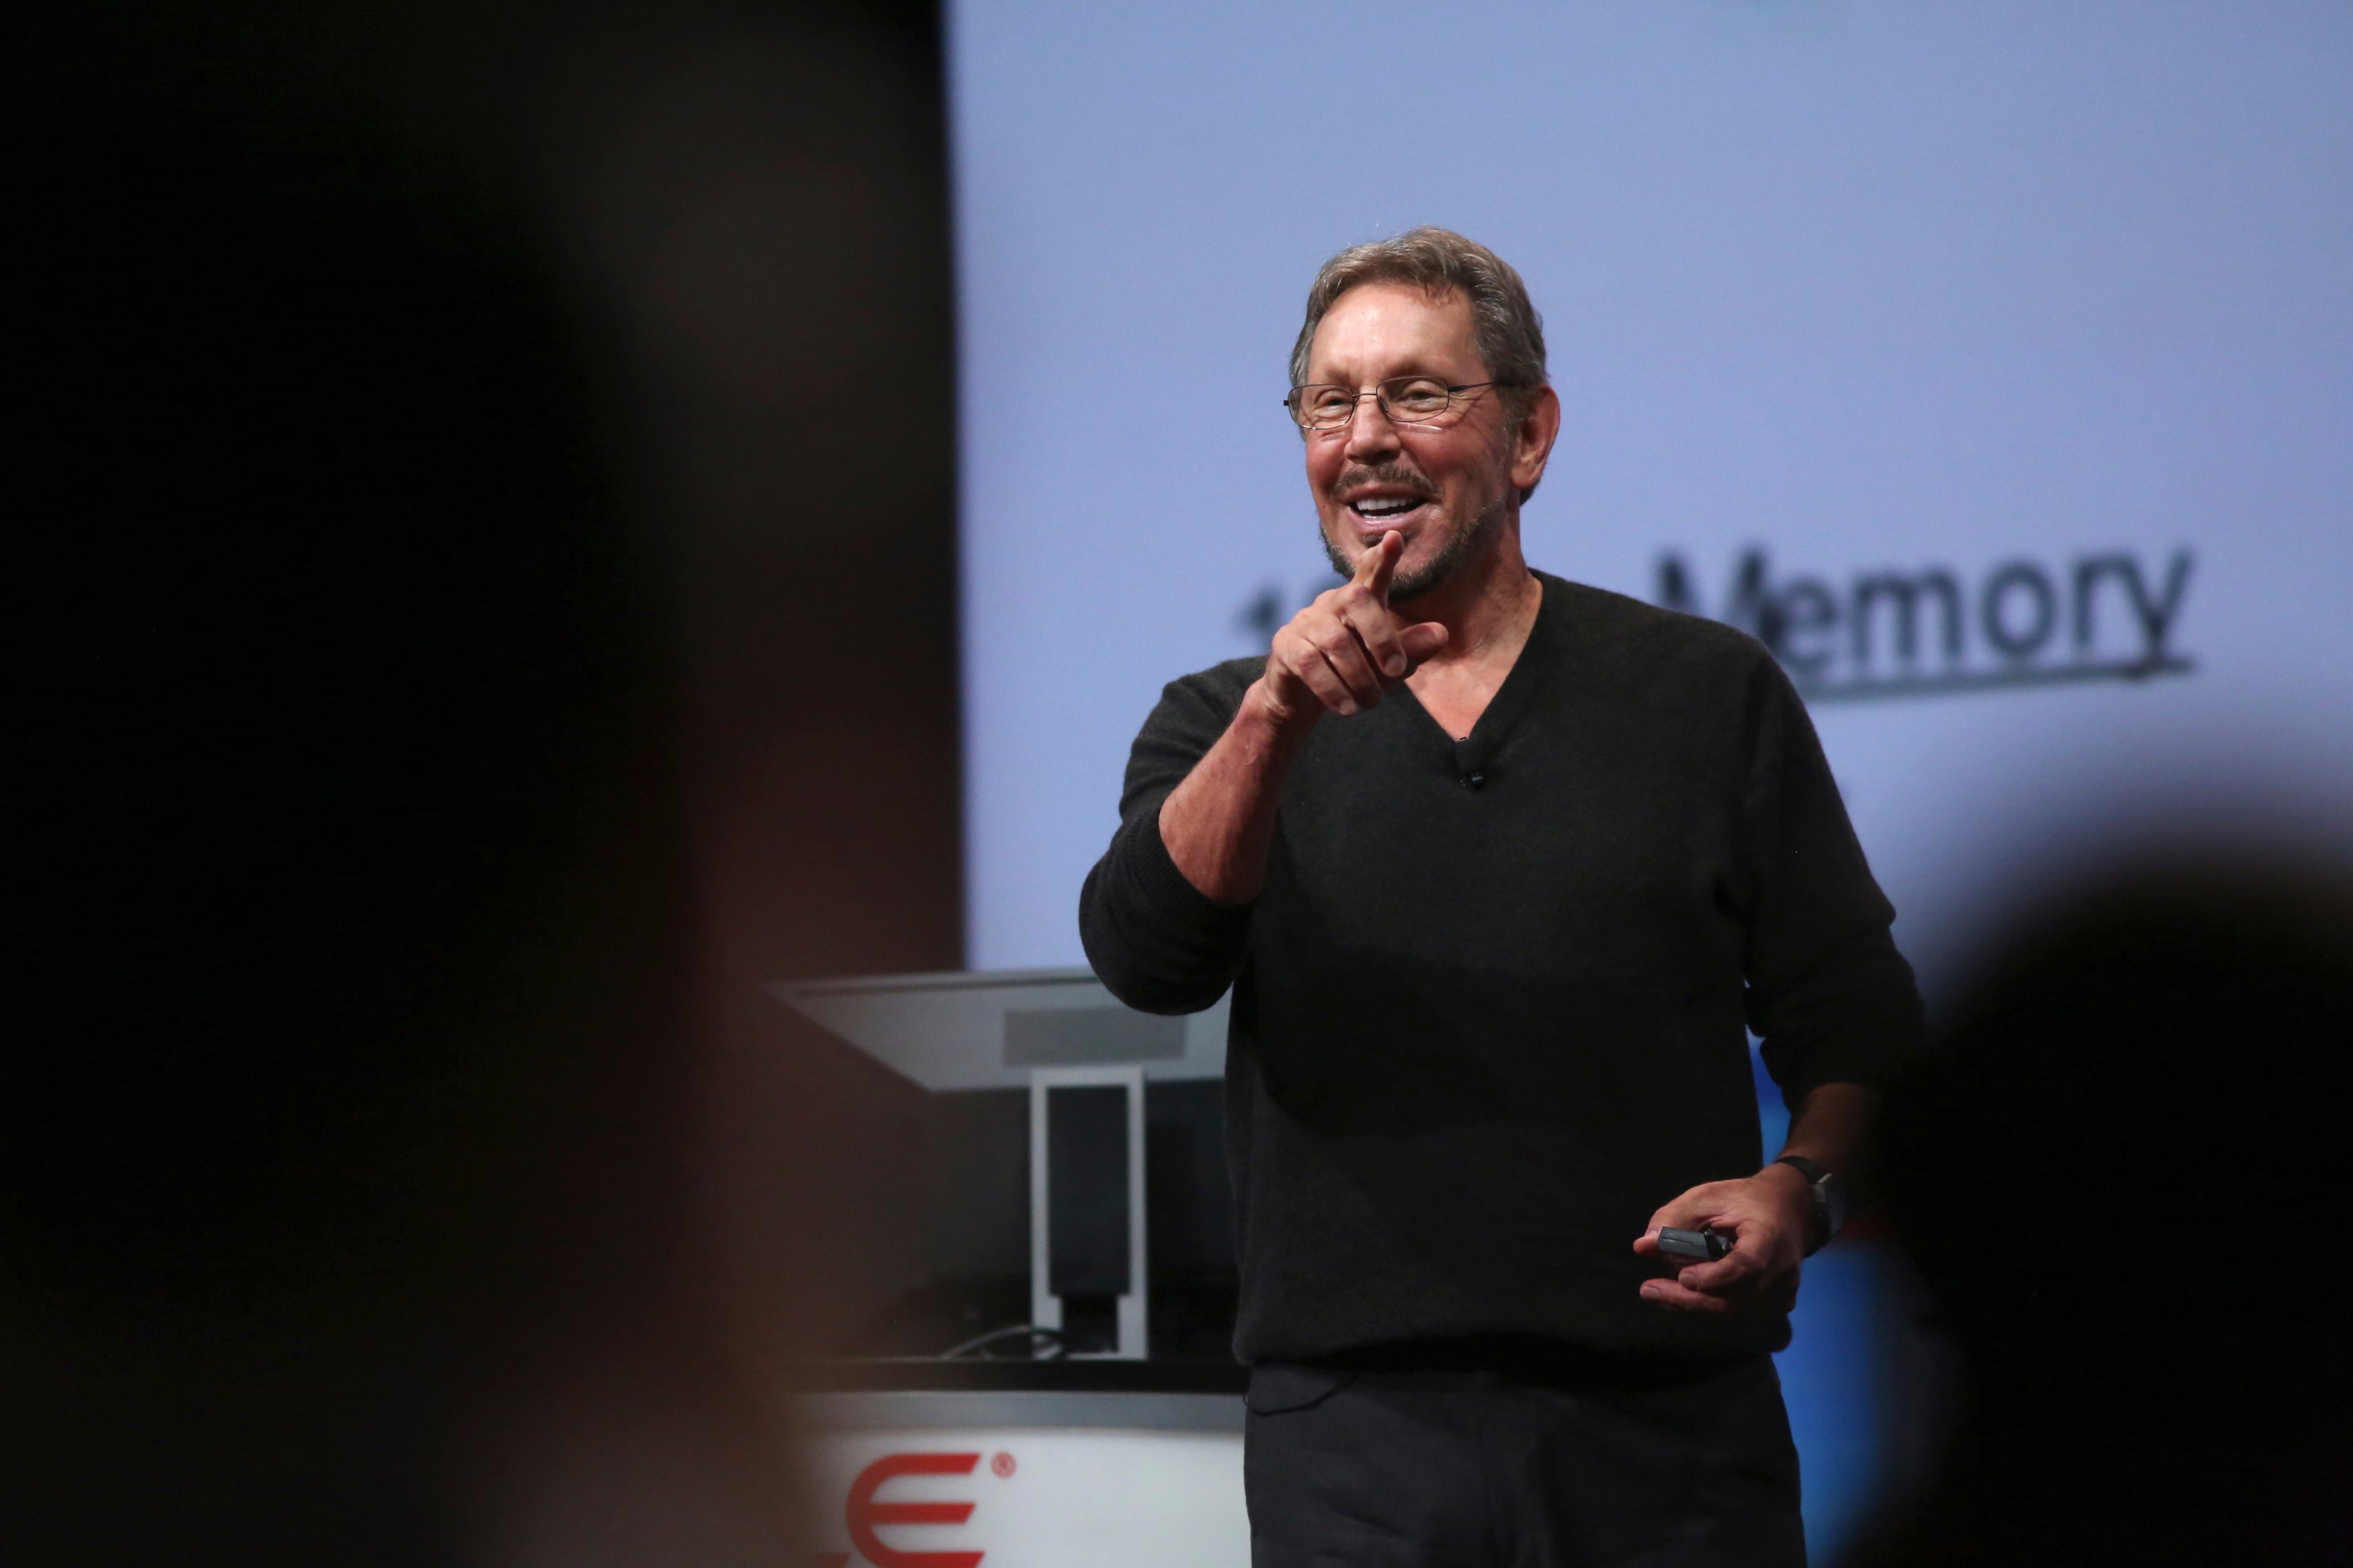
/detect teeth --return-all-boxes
[1354,497,1421,517]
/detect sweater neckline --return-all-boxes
[1394,571,1559,766]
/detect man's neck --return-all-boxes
[1401,518,1541,673]
[1396,518,1542,740]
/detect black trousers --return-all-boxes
[1244,1349,1805,1568]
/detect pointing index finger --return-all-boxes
[1353,530,1401,604]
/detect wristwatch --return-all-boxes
[1772,1155,1845,1256]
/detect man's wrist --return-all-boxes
[1770,1153,1828,1186]
[1242,675,1319,743]
[1765,1155,1839,1255]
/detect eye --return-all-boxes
[1301,386,1353,420]
[1384,378,1451,416]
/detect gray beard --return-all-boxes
[1323,493,1506,603]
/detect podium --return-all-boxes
[774,968,1229,1360]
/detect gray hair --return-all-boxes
[1287,226,1548,418]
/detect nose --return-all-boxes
[1342,390,1401,462]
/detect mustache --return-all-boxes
[1335,464,1439,501]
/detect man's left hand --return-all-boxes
[1632,1163,1812,1316]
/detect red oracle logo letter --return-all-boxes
[845,1451,983,1568]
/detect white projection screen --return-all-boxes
[952,0,2353,976]
[948,0,2352,1553]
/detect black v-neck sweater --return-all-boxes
[1080,573,1923,1362]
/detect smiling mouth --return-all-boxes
[1347,495,1433,526]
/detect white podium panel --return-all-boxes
[797,1391,1247,1568]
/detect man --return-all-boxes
[1080,228,1921,1567]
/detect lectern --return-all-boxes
[773,968,1228,1360]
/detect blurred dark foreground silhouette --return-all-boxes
[1856,864,2353,1567]
[3,32,725,1568]
[3,4,961,1559]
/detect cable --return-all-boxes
[939,1325,1068,1361]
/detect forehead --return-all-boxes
[1305,282,1482,382]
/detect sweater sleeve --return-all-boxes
[1736,657,1926,1105]
[1077,666,1258,1015]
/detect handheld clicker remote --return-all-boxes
[1656,1226,1734,1262]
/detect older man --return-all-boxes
[1080,229,1921,1568]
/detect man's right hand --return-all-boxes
[1261,532,1449,727]
[1159,532,1449,904]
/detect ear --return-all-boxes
[1509,383,1562,503]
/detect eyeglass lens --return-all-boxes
[1291,377,1460,429]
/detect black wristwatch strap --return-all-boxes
[1772,1155,1835,1255]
